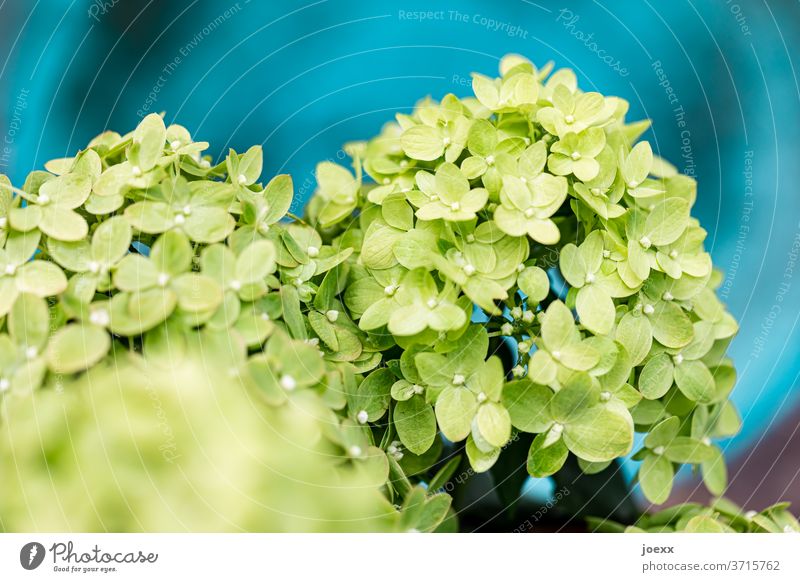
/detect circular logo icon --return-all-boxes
[20,542,46,570]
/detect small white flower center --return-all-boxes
[600,391,611,402]
[584,272,595,284]
[229,280,242,291]
[485,155,495,166]
[0,217,7,228]
[429,194,439,202]
[466,234,475,243]
[462,263,476,276]
[307,246,319,258]
[170,140,181,150]
[524,207,535,218]
[294,278,304,287]
[702,437,711,446]
[653,446,665,455]
[25,346,38,360]
[663,291,674,301]
[237,174,248,184]
[200,159,211,168]
[4,264,17,276]
[356,410,369,424]
[501,322,514,336]
[157,273,170,287]
[450,201,460,211]
[564,114,575,124]
[510,306,522,320]
[426,298,438,309]
[89,309,110,327]
[639,236,652,249]
[673,353,684,365]
[511,365,525,378]
[37,193,50,205]
[382,178,390,185]
[280,374,297,391]
[325,310,339,323]
[551,350,562,361]
[182,205,192,216]
[383,284,397,297]
[87,260,101,274]
[520,176,527,184]
[348,445,363,458]
[669,250,679,259]
[643,304,655,315]
[260,312,271,321]
[452,374,465,386]
[551,423,564,436]
[0,378,9,391]
[522,310,535,323]
[442,137,451,146]
[602,249,611,258]
[131,166,142,176]
[570,151,581,161]
[516,263,526,273]
[412,384,424,395]
[477,391,487,403]
[173,213,186,225]
[518,341,530,353]
[591,187,603,196]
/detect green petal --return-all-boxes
[674,360,715,403]
[435,386,477,442]
[576,284,615,335]
[394,395,436,455]
[15,261,67,297]
[46,324,110,375]
[527,432,569,478]
[401,125,444,161]
[563,405,633,463]
[639,453,673,504]
[502,379,554,433]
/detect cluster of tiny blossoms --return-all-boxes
[305,54,740,504]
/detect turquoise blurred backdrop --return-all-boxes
[2,0,799,510]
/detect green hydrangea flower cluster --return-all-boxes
[305,54,741,505]
[0,54,790,532]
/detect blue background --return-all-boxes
[2,0,799,505]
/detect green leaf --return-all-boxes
[394,395,436,455]
[46,324,110,374]
[131,113,167,171]
[622,141,652,188]
[639,453,673,504]
[551,373,598,423]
